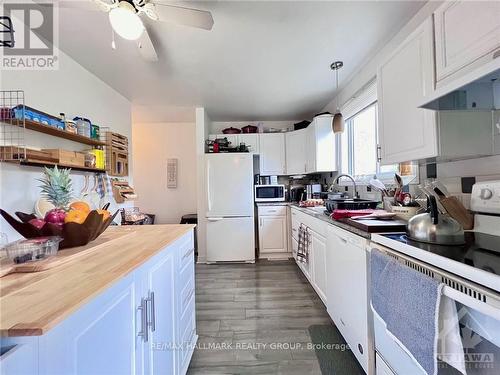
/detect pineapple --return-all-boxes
[37,166,73,225]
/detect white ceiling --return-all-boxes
[58,1,426,122]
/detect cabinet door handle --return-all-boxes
[137,297,148,342]
[146,291,156,332]
[183,248,195,260]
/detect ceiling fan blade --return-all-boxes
[147,3,214,30]
[137,28,158,62]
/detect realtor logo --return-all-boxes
[1,1,58,70]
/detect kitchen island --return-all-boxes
[0,224,196,375]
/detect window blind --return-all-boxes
[340,78,377,120]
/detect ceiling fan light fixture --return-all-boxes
[109,1,144,41]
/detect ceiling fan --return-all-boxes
[53,0,214,62]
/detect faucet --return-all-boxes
[335,174,359,199]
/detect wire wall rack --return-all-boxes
[0,90,26,162]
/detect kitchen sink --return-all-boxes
[325,198,379,212]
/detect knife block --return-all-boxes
[440,196,474,230]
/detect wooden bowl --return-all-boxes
[0,209,118,249]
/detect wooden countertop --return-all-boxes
[0,224,195,337]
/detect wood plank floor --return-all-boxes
[187,260,331,374]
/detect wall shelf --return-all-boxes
[6,159,106,173]
[4,119,106,146]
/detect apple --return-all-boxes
[44,208,66,225]
[28,218,46,229]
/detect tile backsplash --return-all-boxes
[419,154,500,208]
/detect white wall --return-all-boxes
[0,48,132,241]
[132,122,197,224]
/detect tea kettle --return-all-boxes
[407,195,465,245]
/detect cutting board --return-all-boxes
[341,218,407,233]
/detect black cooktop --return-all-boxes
[382,232,500,276]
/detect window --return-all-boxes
[340,103,387,176]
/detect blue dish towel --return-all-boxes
[371,249,444,375]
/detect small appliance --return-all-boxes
[306,184,322,200]
[289,185,305,203]
[254,184,286,202]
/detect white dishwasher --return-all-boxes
[326,225,371,373]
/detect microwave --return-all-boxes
[254,184,286,202]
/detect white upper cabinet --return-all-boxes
[286,129,307,175]
[259,133,286,176]
[305,116,337,173]
[238,133,260,153]
[377,17,438,164]
[434,1,500,84]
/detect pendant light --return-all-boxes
[330,61,344,134]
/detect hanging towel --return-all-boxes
[438,296,467,375]
[370,249,444,375]
[297,224,310,264]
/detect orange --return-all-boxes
[96,209,111,221]
[64,209,88,224]
[69,201,91,214]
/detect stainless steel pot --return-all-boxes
[407,195,465,245]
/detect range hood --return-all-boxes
[419,59,500,111]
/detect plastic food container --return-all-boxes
[3,236,62,264]
[73,117,91,138]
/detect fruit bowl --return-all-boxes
[0,209,118,249]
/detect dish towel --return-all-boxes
[297,224,310,264]
[371,249,456,375]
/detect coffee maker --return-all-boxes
[289,185,306,202]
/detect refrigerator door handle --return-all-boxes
[206,162,212,213]
[207,217,224,222]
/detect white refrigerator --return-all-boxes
[205,153,255,262]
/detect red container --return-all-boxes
[241,125,258,133]
[222,127,241,134]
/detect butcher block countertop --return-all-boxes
[0,224,195,337]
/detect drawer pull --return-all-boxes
[184,288,195,307]
[182,248,194,260]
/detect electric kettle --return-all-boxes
[407,195,465,245]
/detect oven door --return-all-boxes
[254,185,285,202]
[371,245,500,375]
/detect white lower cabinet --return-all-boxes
[258,205,289,258]
[326,225,370,373]
[1,230,196,375]
[310,229,327,303]
[289,207,327,303]
[140,250,177,375]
